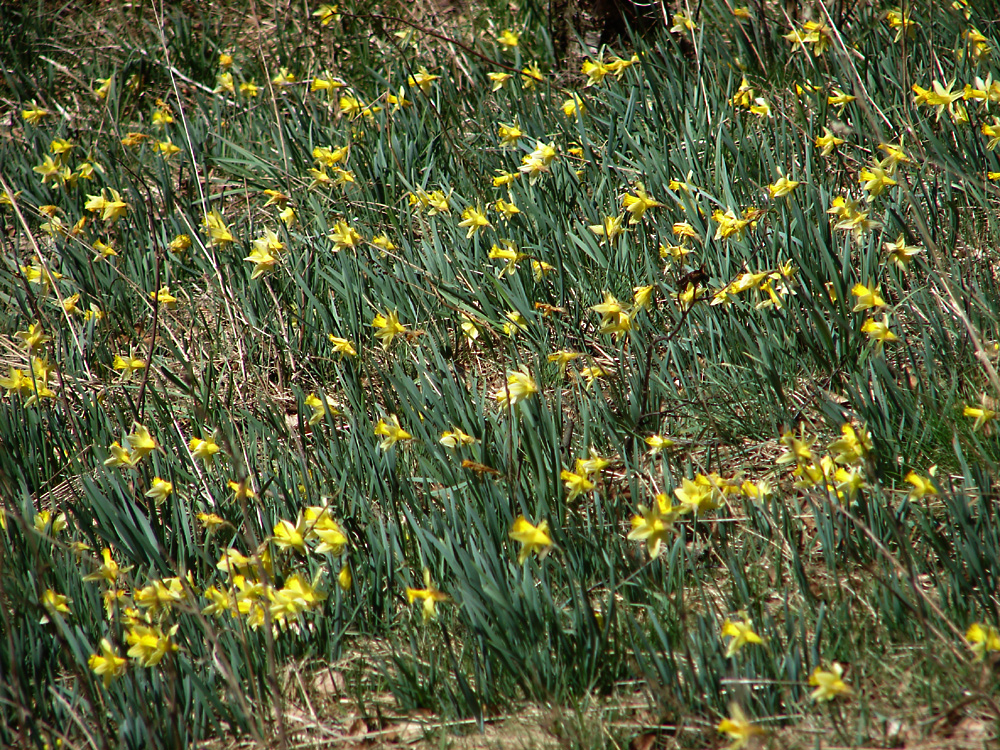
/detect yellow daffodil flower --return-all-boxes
[590,292,631,338]
[828,88,856,108]
[503,310,529,337]
[104,441,137,469]
[328,335,358,357]
[749,97,771,117]
[717,703,765,749]
[966,623,1000,661]
[89,638,127,687]
[561,94,585,117]
[203,210,233,247]
[509,516,552,563]
[905,470,937,500]
[672,221,700,241]
[83,548,127,584]
[645,434,674,455]
[606,54,639,77]
[126,623,179,667]
[628,493,678,558]
[135,576,191,614]
[730,77,754,108]
[439,427,476,448]
[721,616,765,657]
[40,589,72,624]
[458,205,491,238]
[145,477,173,505]
[784,20,832,55]
[885,9,917,41]
[494,198,520,219]
[588,215,625,242]
[497,29,519,48]
[560,466,595,502]
[963,404,996,431]
[633,284,654,309]
[548,350,582,373]
[313,145,349,167]
[305,393,338,426]
[674,476,722,514]
[461,313,480,341]
[189,434,221,464]
[112,354,145,377]
[374,415,412,450]
[15,322,50,353]
[487,72,512,91]
[621,187,663,223]
[767,173,800,199]
[581,59,609,87]
[125,423,157,462]
[670,11,697,34]
[244,245,278,278]
[712,208,751,240]
[372,310,407,349]
[859,165,897,201]
[271,67,297,85]
[521,63,542,88]
[495,365,538,408]
[406,569,448,622]
[862,315,898,352]
[168,234,192,253]
[150,286,178,309]
[339,565,352,591]
[884,234,923,269]
[33,510,67,535]
[851,281,886,311]
[313,4,340,25]
[407,66,440,93]
[22,103,50,125]
[84,188,128,223]
[331,220,362,251]
[312,75,345,95]
[809,663,852,701]
[272,515,309,554]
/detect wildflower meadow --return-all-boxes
[2,0,1000,747]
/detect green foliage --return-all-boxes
[2,0,1000,747]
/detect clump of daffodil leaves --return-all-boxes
[2,0,1000,747]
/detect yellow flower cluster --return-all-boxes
[7,2,999,724]
[579,53,638,88]
[3,323,56,406]
[777,423,870,500]
[628,473,769,560]
[711,262,796,310]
